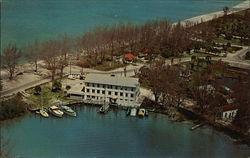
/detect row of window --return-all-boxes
[86,95,134,102]
[85,82,135,91]
[86,89,134,98]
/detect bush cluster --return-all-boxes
[0,96,27,121]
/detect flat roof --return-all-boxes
[85,73,139,88]
[68,83,85,95]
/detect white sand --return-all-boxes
[177,0,250,25]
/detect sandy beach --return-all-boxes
[178,0,250,25]
[1,0,249,96]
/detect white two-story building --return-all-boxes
[67,73,140,107]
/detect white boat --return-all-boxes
[126,108,131,116]
[130,108,137,116]
[60,105,76,117]
[39,109,49,118]
[99,103,110,114]
[190,123,204,130]
[49,106,64,118]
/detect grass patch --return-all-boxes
[26,83,69,109]
[181,52,211,58]
[94,61,126,71]
[213,37,241,45]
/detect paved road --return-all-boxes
[1,47,249,98]
[223,46,250,69]
[0,65,142,98]
[0,77,51,98]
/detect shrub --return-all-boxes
[34,85,42,95]
[246,51,250,60]
[52,80,62,92]
[0,95,27,120]
[66,85,71,90]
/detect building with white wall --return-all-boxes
[219,105,238,121]
[67,73,140,107]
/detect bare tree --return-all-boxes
[232,73,250,130]
[41,40,59,86]
[58,34,71,79]
[161,65,187,107]
[25,40,41,72]
[2,44,21,80]
[142,59,166,103]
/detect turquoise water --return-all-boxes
[1,106,250,158]
[1,0,244,48]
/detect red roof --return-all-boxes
[124,53,136,60]
[220,105,238,111]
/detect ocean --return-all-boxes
[1,0,244,48]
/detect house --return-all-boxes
[198,84,216,94]
[67,73,140,107]
[124,53,136,63]
[219,105,238,121]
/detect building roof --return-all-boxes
[124,53,136,60]
[68,83,85,94]
[84,73,139,88]
[220,105,238,112]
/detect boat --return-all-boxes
[138,108,145,117]
[49,106,64,118]
[39,109,49,118]
[190,123,204,130]
[145,110,149,117]
[60,105,76,117]
[99,103,110,113]
[126,108,131,116]
[130,108,137,116]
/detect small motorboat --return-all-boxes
[99,103,110,114]
[138,108,146,117]
[39,109,49,118]
[60,105,76,117]
[145,110,149,117]
[130,108,137,116]
[49,106,64,118]
[126,108,131,116]
[190,123,204,131]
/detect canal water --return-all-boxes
[1,106,249,158]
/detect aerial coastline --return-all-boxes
[0,0,250,157]
[178,0,250,25]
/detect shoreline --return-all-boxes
[178,0,250,25]
[1,0,250,94]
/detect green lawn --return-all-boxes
[213,37,241,45]
[26,83,70,108]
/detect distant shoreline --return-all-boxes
[177,0,250,25]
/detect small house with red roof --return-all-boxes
[219,105,238,121]
[124,53,136,63]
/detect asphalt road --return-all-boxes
[1,47,249,98]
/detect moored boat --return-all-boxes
[126,108,131,116]
[99,103,110,113]
[60,105,76,117]
[130,108,137,116]
[39,109,49,118]
[145,110,149,117]
[49,106,64,118]
[138,108,146,117]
